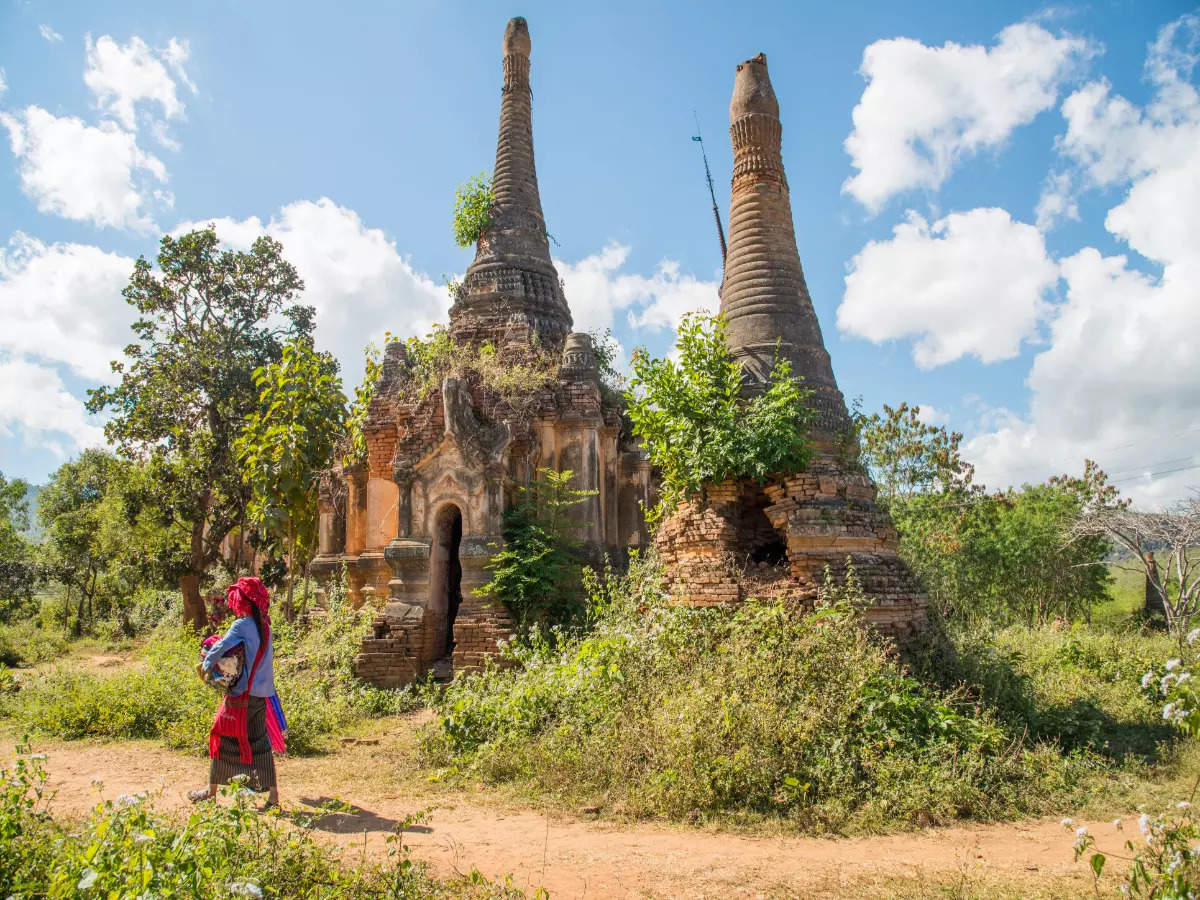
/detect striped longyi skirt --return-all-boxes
[209,695,277,791]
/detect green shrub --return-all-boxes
[0,619,70,667]
[0,743,526,899]
[452,173,494,248]
[1,597,420,754]
[626,312,814,523]
[423,558,1106,831]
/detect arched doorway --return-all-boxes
[428,504,463,668]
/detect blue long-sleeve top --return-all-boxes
[202,616,276,698]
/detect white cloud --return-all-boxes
[0,233,134,382]
[84,35,192,132]
[0,68,7,97]
[555,242,718,335]
[965,14,1200,507]
[1035,170,1080,230]
[0,355,108,457]
[0,106,168,230]
[915,404,949,426]
[843,23,1093,212]
[839,207,1057,368]
[174,198,451,389]
[39,24,63,43]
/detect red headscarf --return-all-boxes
[225,576,270,628]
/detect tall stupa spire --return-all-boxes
[449,16,573,349]
[719,53,848,437]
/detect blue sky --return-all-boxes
[1,0,1197,506]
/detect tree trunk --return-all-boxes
[180,573,206,632]
[63,583,71,629]
[1145,552,1168,628]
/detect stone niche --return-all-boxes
[655,450,928,641]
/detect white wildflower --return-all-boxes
[133,832,153,844]
[1179,673,1194,687]
[228,882,264,898]
[1163,674,1178,695]
[1167,659,1182,672]
[116,793,139,808]
[236,788,257,800]
[29,753,47,761]
[1187,628,1200,645]
[1143,672,1157,689]
[1076,825,1089,836]
[1179,801,1191,809]
[1060,817,1074,827]
[1113,818,1123,829]
[1165,702,1178,721]
[1139,813,1152,834]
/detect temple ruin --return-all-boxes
[654,54,929,639]
[310,18,654,686]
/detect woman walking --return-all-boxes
[189,576,287,810]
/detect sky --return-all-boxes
[0,0,1197,508]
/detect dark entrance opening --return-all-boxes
[429,505,463,663]
[740,489,788,567]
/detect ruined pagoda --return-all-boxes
[655,53,929,639]
[310,17,654,687]
[449,17,573,350]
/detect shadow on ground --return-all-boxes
[292,795,432,834]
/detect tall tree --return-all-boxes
[0,472,35,621]
[37,450,122,633]
[87,227,313,629]
[235,336,346,620]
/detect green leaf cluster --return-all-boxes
[625,313,814,521]
[235,337,346,614]
[478,468,596,630]
[451,172,494,249]
[0,473,35,620]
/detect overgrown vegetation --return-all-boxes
[626,313,814,522]
[424,555,1172,832]
[853,402,1117,626]
[0,743,527,899]
[479,469,596,630]
[452,173,494,249]
[0,584,416,755]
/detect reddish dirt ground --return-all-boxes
[9,728,1119,899]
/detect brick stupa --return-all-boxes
[655,54,929,639]
[311,18,654,686]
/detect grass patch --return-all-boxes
[0,599,420,755]
[421,559,1181,833]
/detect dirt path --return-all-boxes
[6,720,1124,899]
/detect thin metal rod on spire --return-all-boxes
[692,112,727,265]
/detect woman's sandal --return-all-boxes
[187,788,213,803]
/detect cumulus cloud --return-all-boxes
[0,233,133,463]
[0,106,168,230]
[966,14,1200,507]
[0,68,7,97]
[1035,170,1080,230]
[84,35,193,132]
[0,233,134,382]
[839,207,1057,368]
[174,198,451,389]
[556,242,718,335]
[0,356,108,458]
[843,23,1093,212]
[39,24,63,43]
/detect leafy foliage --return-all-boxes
[452,173,494,248]
[478,469,596,629]
[0,590,417,755]
[0,472,35,621]
[855,403,1115,625]
[86,227,314,629]
[626,313,814,521]
[236,337,346,616]
[424,558,1135,831]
